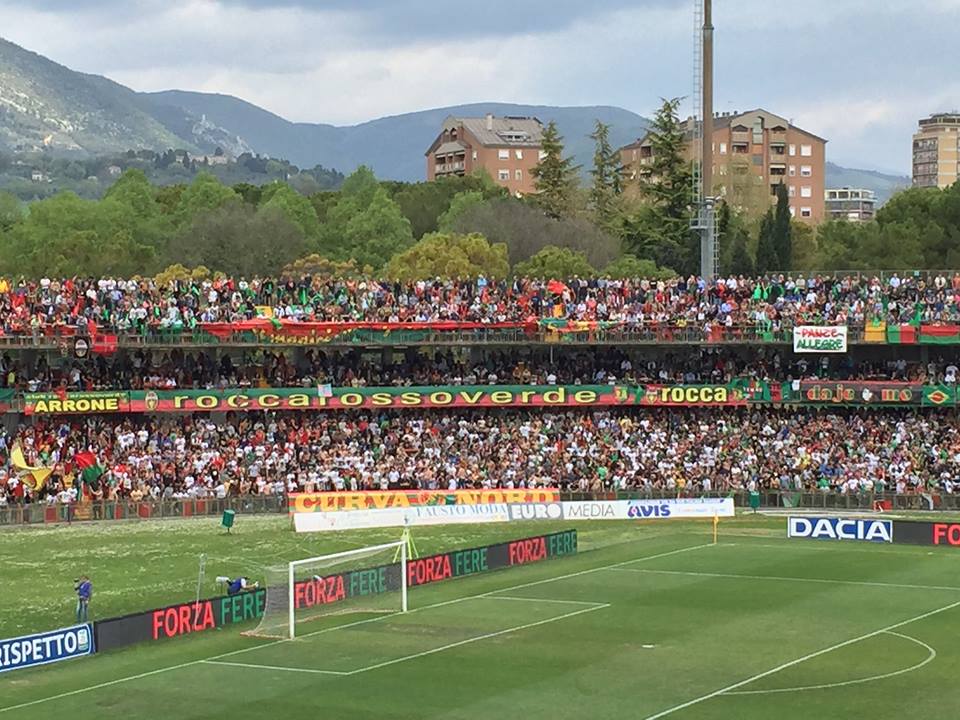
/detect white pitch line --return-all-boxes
[484,596,607,606]
[203,660,349,676]
[723,631,937,695]
[607,567,960,593]
[343,604,610,676]
[640,598,960,720]
[0,541,714,715]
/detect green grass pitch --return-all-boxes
[2,514,960,719]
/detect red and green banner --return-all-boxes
[787,381,960,407]
[886,324,917,344]
[21,383,770,415]
[919,325,960,344]
[198,319,531,345]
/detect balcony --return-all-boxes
[434,161,466,175]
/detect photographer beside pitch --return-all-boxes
[74,575,92,622]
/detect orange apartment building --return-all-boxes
[425,114,544,195]
[620,109,827,223]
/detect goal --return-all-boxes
[247,540,408,639]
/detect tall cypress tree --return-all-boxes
[531,121,580,220]
[772,182,793,269]
[635,98,696,274]
[589,120,621,231]
[755,209,779,274]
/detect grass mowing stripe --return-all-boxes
[341,603,611,676]
[608,567,960,593]
[640,597,960,719]
[0,539,713,715]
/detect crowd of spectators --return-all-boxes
[1,346,957,392]
[3,409,959,507]
[3,272,960,337]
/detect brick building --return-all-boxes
[620,109,827,223]
[425,114,544,195]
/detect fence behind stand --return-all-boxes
[0,490,955,526]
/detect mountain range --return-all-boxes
[0,36,909,201]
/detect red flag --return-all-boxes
[74,451,97,470]
[92,335,118,355]
[546,280,569,296]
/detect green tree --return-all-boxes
[340,188,414,270]
[0,192,156,276]
[790,220,818,271]
[173,172,237,227]
[531,121,579,220]
[447,197,619,269]
[728,227,755,276]
[385,232,509,281]
[589,120,622,231]
[633,98,696,273]
[755,210,779,274]
[772,182,792,269]
[437,191,485,232]
[167,201,307,276]
[390,173,504,239]
[281,254,364,278]
[0,191,23,232]
[513,246,595,278]
[601,254,674,279]
[104,169,158,219]
[261,183,321,238]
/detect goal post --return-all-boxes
[248,540,407,640]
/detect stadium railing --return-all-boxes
[0,489,955,526]
[0,324,861,349]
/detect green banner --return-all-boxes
[20,383,771,415]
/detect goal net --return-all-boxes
[247,540,408,639]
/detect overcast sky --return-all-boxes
[2,0,958,174]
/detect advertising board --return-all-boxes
[288,489,560,514]
[891,520,960,547]
[561,498,735,520]
[294,504,513,533]
[787,516,893,543]
[94,590,267,652]
[0,624,94,673]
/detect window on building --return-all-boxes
[801,186,812,198]
[515,149,523,160]
[800,165,812,177]
[719,143,727,155]
[789,144,796,156]
[788,185,796,197]
[498,169,510,181]
[800,144,813,157]
[538,150,547,161]
[498,149,510,160]
[789,165,796,177]
[789,207,796,218]
[515,169,522,181]
[800,207,812,218]
[472,151,478,161]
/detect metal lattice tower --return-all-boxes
[690,0,718,279]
